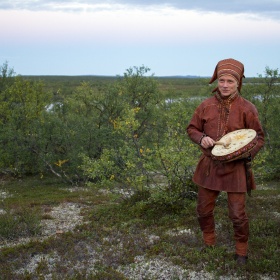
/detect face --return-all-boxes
[218,75,238,97]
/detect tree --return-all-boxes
[242,67,280,179]
[0,76,52,175]
[81,66,199,206]
[80,66,161,192]
[0,61,15,92]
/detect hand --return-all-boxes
[200,136,215,149]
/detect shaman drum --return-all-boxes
[211,129,258,162]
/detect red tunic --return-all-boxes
[187,92,265,192]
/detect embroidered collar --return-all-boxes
[215,91,239,138]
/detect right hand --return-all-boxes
[201,136,215,149]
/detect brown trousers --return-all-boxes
[197,186,249,256]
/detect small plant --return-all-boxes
[0,205,41,240]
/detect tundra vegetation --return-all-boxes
[0,61,279,279]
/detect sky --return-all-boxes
[1,0,280,77]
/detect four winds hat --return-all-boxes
[209,58,245,93]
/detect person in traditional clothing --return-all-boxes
[186,58,265,265]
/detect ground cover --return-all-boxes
[0,175,279,279]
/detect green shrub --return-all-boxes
[0,206,41,240]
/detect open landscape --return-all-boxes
[0,64,280,279]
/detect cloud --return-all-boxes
[0,0,119,12]
[1,0,280,76]
[1,0,280,20]
[125,0,280,15]
[2,7,279,47]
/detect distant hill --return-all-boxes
[155,75,208,79]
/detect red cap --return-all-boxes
[209,58,245,93]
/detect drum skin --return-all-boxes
[211,129,258,162]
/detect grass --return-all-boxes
[0,175,279,279]
[22,75,267,105]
